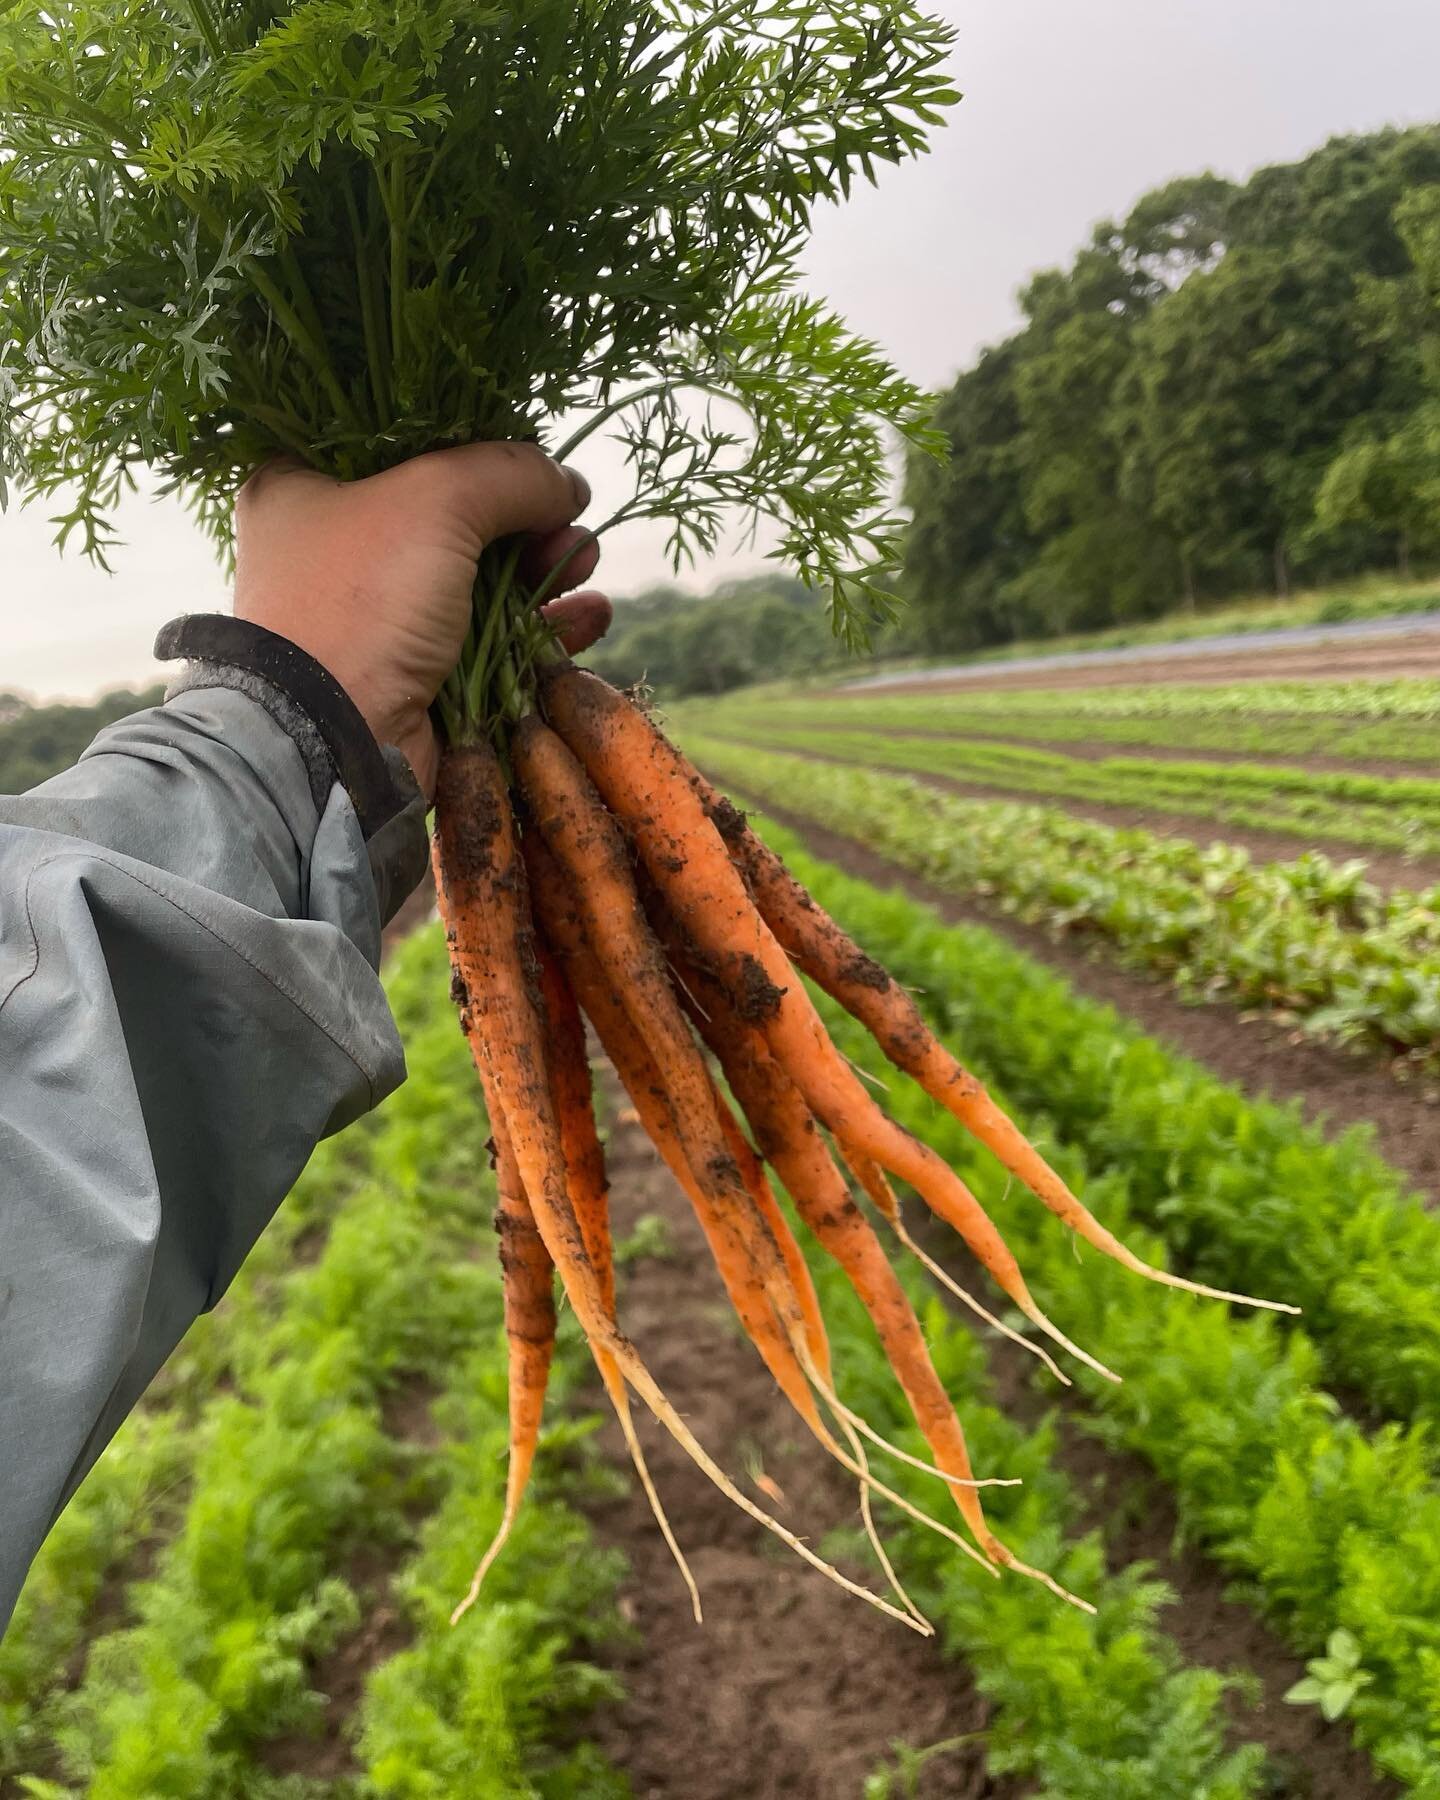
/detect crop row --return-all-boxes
[691,720,1440,858]
[687,737,1440,1425]
[7,929,624,1800]
[834,675,1440,723]
[692,691,1440,768]
[749,818,1440,1793]
[683,735,1440,1065]
[803,1230,1268,1797]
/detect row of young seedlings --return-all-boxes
[685,736,1440,1432]
[700,718,1440,857]
[696,685,1440,766]
[741,815,1440,1794]
[680,737,1440,1056]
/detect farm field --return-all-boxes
[10,661,1440,1798]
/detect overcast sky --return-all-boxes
[5,0,1440,701]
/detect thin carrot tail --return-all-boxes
[836,1139,1073,1388]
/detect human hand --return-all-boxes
[233,443,611,798]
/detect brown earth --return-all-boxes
[586,1078,1014,1800]
[738,798,1440,1208]
[853,626,1440,696]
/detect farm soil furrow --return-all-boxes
[725,794,1440,1211]
[583,1073,1009,1800]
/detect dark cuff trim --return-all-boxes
[155,613,415,841]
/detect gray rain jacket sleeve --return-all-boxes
[0,685,428,1628]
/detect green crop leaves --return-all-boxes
[0,0,955,646]
[736,818,1440,1790]
[681,733,1440,1062]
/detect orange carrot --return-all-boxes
[535,933,615,1319]
[513,715,819,1370]
[450,1104,555,1623]
[430,743,927,1632]
[541,666,1111,1381]
[520,824,828,1432]
[691,770,1295,1318]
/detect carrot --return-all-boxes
[692,771,1296,1318]
[535,932,615,1319]
[646,881,1099,1603]
[518,821,829,1436]
[835,1139,1071,1387]
[513,715,821,1382]
[449,1103,556,1624]
[524,827,974,1603]
[540,665,1111,1381]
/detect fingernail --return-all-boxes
[562,463,591,512]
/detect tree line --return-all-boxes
[901,126,1440,652]
[0,686,163,793]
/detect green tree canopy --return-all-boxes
[904,125,1440,651]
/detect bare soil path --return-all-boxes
[584,1079,1011,1800]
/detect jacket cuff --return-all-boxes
[156,614,429,927]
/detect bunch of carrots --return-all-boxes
[432,659,1296,1633]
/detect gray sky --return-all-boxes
[5,0,1440,701]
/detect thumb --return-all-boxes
[398,441,591,546]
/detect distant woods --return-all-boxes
[0,686,163,792]
[580,573,841,699]
[902,126,1440,652]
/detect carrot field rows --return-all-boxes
[13,665,1440,1797]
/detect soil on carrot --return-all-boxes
[585,1076,1017,1800]
[746,801,1440,1206]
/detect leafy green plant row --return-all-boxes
[751,821,1440,1793]
[683,736,1440,1066]
[687,739,1440,1427]
[14,929,624,1800]
[695,721,1440,857]
[807,1227,1268,1798]
[689,691,1440,768]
